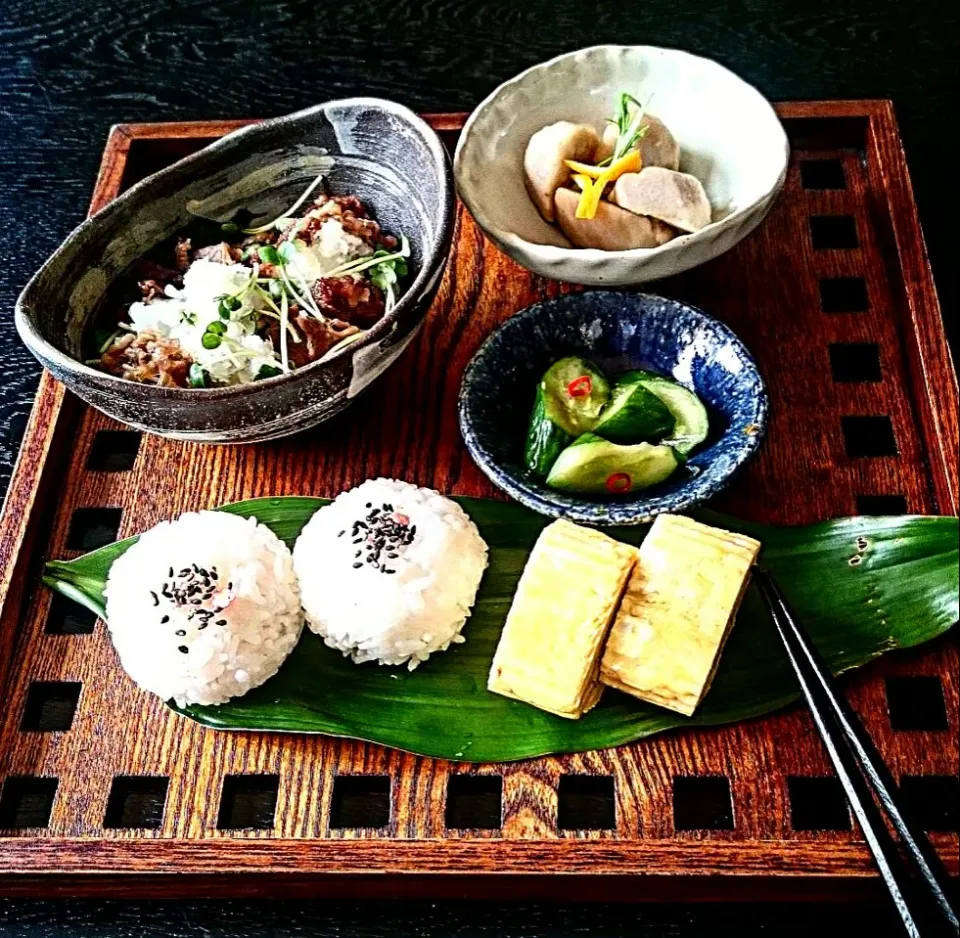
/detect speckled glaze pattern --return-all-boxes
[15,98,454,443]
[458,292,768,526]
[454,45,789,286]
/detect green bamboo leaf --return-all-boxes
[42,497,958,762]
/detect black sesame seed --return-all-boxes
[338,530,345,537]
[198,624,208,630]
[149,591,159,606]
[216,619,227,626]
[384,568,396,574]
[160,615,170,624]
[178,645,189,654]
[353,562,363,569]
[175,629,186,636]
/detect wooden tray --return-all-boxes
[0,102,956,899]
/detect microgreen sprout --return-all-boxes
[325,235,411,281]
[187,363,208,388]
[227,171,328,236]
[248,278,300,344]
[257,244,281,267]
[322,235,411,312]
[97,330,121,354]
[201,332,222,350]
[217,294,242,319]
[317,329,367,363]
[277,241,300,265]
[369,247,409,312]
[278,289,290,373]
[275,240,327,320]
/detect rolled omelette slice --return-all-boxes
[488,519,638,719]
[600,514,761,716]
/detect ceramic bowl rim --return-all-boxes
[457,291,769,525]
[454,44,789,263]
[15,96,454,402]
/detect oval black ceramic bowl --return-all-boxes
[458,292,767,525]
[16,98,454,443]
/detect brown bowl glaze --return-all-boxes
[16,98,454,443]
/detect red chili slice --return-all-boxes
[605,472,632,494]
[566,375,592,398]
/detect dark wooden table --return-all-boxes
[0,0,955,934]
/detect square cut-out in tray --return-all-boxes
[0,102,955,899]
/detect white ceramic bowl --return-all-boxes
[454,45,789,285]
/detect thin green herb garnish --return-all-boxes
[602,92,651,165]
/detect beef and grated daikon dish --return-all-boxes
[96,167,409,388]
[103,511,304,706]
[293,479,489,670]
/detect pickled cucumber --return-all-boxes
[545,433,681,495]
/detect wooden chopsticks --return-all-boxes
[752,567,958,938]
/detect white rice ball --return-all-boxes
[104,511,303,706]
[293,479,489,669]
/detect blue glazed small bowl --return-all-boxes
[458,292,767,526]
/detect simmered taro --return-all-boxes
[521,92,712,251]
